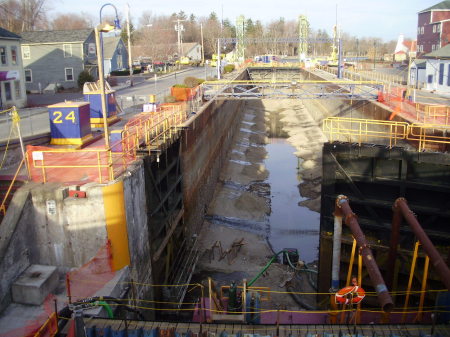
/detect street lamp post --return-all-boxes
[126,3,133,86]
[97,3,120,149]
[373,41,376,70]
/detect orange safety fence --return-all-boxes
[66,241,115,303]
[32,312,58,337]
[0,295,57,337]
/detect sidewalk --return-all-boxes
[26,67,196,108]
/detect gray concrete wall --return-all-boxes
[180,70,248,235]
[121,160,155,319]
[0,181,109,314]
[0,185,35,313]
[29,183,107,267]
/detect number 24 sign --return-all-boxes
[52,110,76,124]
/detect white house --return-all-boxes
[410,59,427,88]
[0,27,27,108]
[181,42,202,61]
[422,43,450,93]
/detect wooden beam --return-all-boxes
[152,208,184,262]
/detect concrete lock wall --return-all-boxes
[301,69,394,121]
[0,185,34,313]
[180,70,248,236]
[181,98,246,236]
[0,179,134,314]
[121,160,156,318]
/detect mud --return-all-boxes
[195,98,328,311]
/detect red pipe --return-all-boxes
[337,195,394,312]
[394,198,450,291]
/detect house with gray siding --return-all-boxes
[0,27,27,108]
[20,29,97,93]
[101,36,129,75]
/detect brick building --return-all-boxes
[417,1,450,57]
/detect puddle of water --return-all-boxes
[265,139,320,263]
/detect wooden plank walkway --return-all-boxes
[83,320,450,336]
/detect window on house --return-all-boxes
[432,44,436,51]
[0,47,7,65]
[421,26,424,34]
[447,65,450,86]
[24,69,32,82]
[439,63,445,85]
[433,25,436,33]
[418,27,421,35]
[22,46,30,59]
[63,44,73,58]
[11,46,17,65]
[65,68,74,81]
[438,23,441,32]
[14,80,20,99]
[428,74,433,84]
[4,82,11,100]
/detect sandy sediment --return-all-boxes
[196,99,327,310]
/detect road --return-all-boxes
[2,66,217,142]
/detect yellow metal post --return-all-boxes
[402,240,420,323]
[416,255,430,322]
[341,238,357,323]
[102,181,131,271]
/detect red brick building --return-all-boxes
[417,1,450,57]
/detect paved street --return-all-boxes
[3,66,217,142]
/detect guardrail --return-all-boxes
[323,117,408,148]
[323,117,450,151]
[27,103,188,183]
[415,103,450,125]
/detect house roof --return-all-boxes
[423,43,450,58]
[419,1,450,13]
[21,29,93,44]
[102,35,123,59]
[182,42,200,55]
[403,40,417,52]
[413,60,427,69]
[0,27,21,40]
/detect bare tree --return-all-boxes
[0,0,50,32]
[50,12,94,30]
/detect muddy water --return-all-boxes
[265,139,320,263]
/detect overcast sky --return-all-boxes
[50,0,439,41]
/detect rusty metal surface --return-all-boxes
[395,198,450,290]
[337,195,394,312]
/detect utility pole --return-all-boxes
[373,41,376,70]
[126,3,133,86]
[200,23,205,65]
[174,18,185,62]
[217,39,221,80]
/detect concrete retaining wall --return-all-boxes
[121,160,155,319]
[301,69,394,122]
[181,71,247,235]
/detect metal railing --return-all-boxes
[322,117,409,147]
[33,312,58,337]
[0,158,25,216]
[316,65,405,86]
[323,117,450,151]
[415,103,450,125]
[407,123,450,152]
[28,103,188,183]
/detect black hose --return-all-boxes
[56,296,145,332]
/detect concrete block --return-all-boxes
[12,265,58,305]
